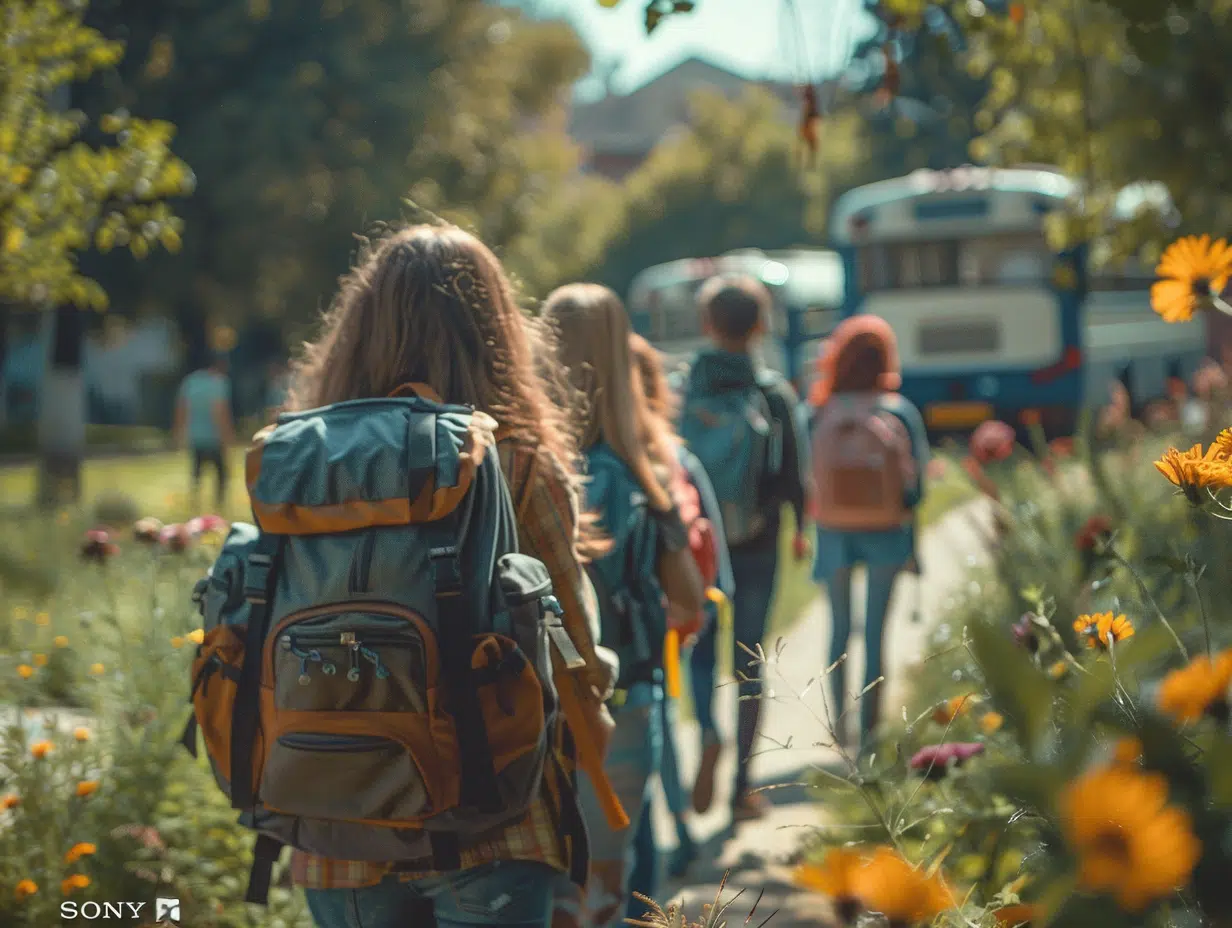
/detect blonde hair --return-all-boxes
[542,284,673,511]
[287,223,594,541]
[629,333,682,478]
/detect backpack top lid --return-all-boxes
[246,383,497,536]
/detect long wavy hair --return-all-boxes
[286,223,595,543]
[541,284,673,511]
[629,333,683,476]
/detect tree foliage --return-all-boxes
[584,87,865,298]
[77,0,592,336]
[0,0,192,312]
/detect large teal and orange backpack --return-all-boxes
[182,385,590,902]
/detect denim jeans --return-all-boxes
[690,547,780,798]
[625,694,689,913]
[569,682,663,928]
[303,860,558,928]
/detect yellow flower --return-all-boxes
[53,636,69,648]
[12,606,27,620]
[32,654,47,668]
[2,795,19,810]
[981,711,1004,735]
[1158,651,1232,724]
[170,636,185,649]
[60,874,90,895]
[795,847,867,920]
[1048,660,1068,680]
[63,843,96,865]
[89,663,105,676]
[1151,234,1232,322]
[1214,428,1232,459]
[188,628,205,645]
[73,727,90,743]
[30,741,52,760]
[932,694,974,725]
[75,780,99,798]
[1059,766,1200,912]
[16,665,34,680]
[1155,444,1232,503]
[14,879,37,900]
[3,227,25,253]
[849,846,953,926]
[1113,737,1143,766]
[34,612,49,627]
[1072,613,1135,650]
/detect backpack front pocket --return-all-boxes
[260,732,432,823]
[266,605,435,714]
[190,625,246,781]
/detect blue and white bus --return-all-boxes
[627,248,844,393]
[828,166,1205,436]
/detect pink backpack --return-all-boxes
[811,393,915,531]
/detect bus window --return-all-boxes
[958,233,1051,286]
[859,244,895,292]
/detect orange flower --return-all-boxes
[1158,651,1232,724]
[932,695,974,725]
[30,740,52,759]
[64,842,96,865]
[850,846,953,926]
[53,635,69,648]
[73,727,90,742]
[795,847,867,922]
[14,879,37,900]
[981,711,1004,735]
[2,795,19,810]
[60,874,90,895]
[75,781,99,799]
[1151,235,1232,322]
[188,628,205,645]
[1113,737,1143,766]
[16,665,34,680]
[1060,766,1200,911]
[1155,444,1232,503]
[32,653,47,668]
[1072,613,1134,650]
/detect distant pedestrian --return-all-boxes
[173,353,234,508]
[678,274,811,825]
[265,360,291,422]
[808,315,928,753]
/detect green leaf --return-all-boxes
[970,620,1054,754]
[1142,553,1190,575]
[989,762,1064,814]
[1204,734,1232,807]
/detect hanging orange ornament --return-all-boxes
[799,85,821,154]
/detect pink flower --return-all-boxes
[909,742,985,778]
[1193,360,1228,399]
[159,524,192,553]
[80,529,119,564]
[969,420,1016,465]
[132,517,163,544]
[187,514,227,536]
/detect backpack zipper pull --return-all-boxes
[341,632,361,682]
[360,645,391,680]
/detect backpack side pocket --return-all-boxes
[190,625,247,788]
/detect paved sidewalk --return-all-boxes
[644,498,996,927]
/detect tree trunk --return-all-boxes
[36,306,85,509]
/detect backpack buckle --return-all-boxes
[430,546,463,597]
[243,553,273,605]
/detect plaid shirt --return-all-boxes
[291,439,604,889]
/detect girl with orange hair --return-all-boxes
[808,314,929,752]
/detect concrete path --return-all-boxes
[643,498,996,927]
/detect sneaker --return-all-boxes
[668,832,697,879]
[731,789,770,823]
[691,734,722,815]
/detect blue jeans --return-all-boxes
[625,695,690,914]
[823,562,902,745]
[689,547,780,799]
[303,860,557,928]
[566,682,662,928]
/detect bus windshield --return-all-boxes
[856,232,1053,292]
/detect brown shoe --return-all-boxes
[691,735,722,814]
[731,789,770,823]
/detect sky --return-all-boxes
[518,0,875,100]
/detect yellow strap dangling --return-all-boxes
[664,629,682,700]
[707,587,733,636]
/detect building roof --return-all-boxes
[568,56,800,156]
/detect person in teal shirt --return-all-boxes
[173,354,235,507]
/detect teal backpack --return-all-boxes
[679,371,784,546]
[583,444,665,692]
[183,387,589,903]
